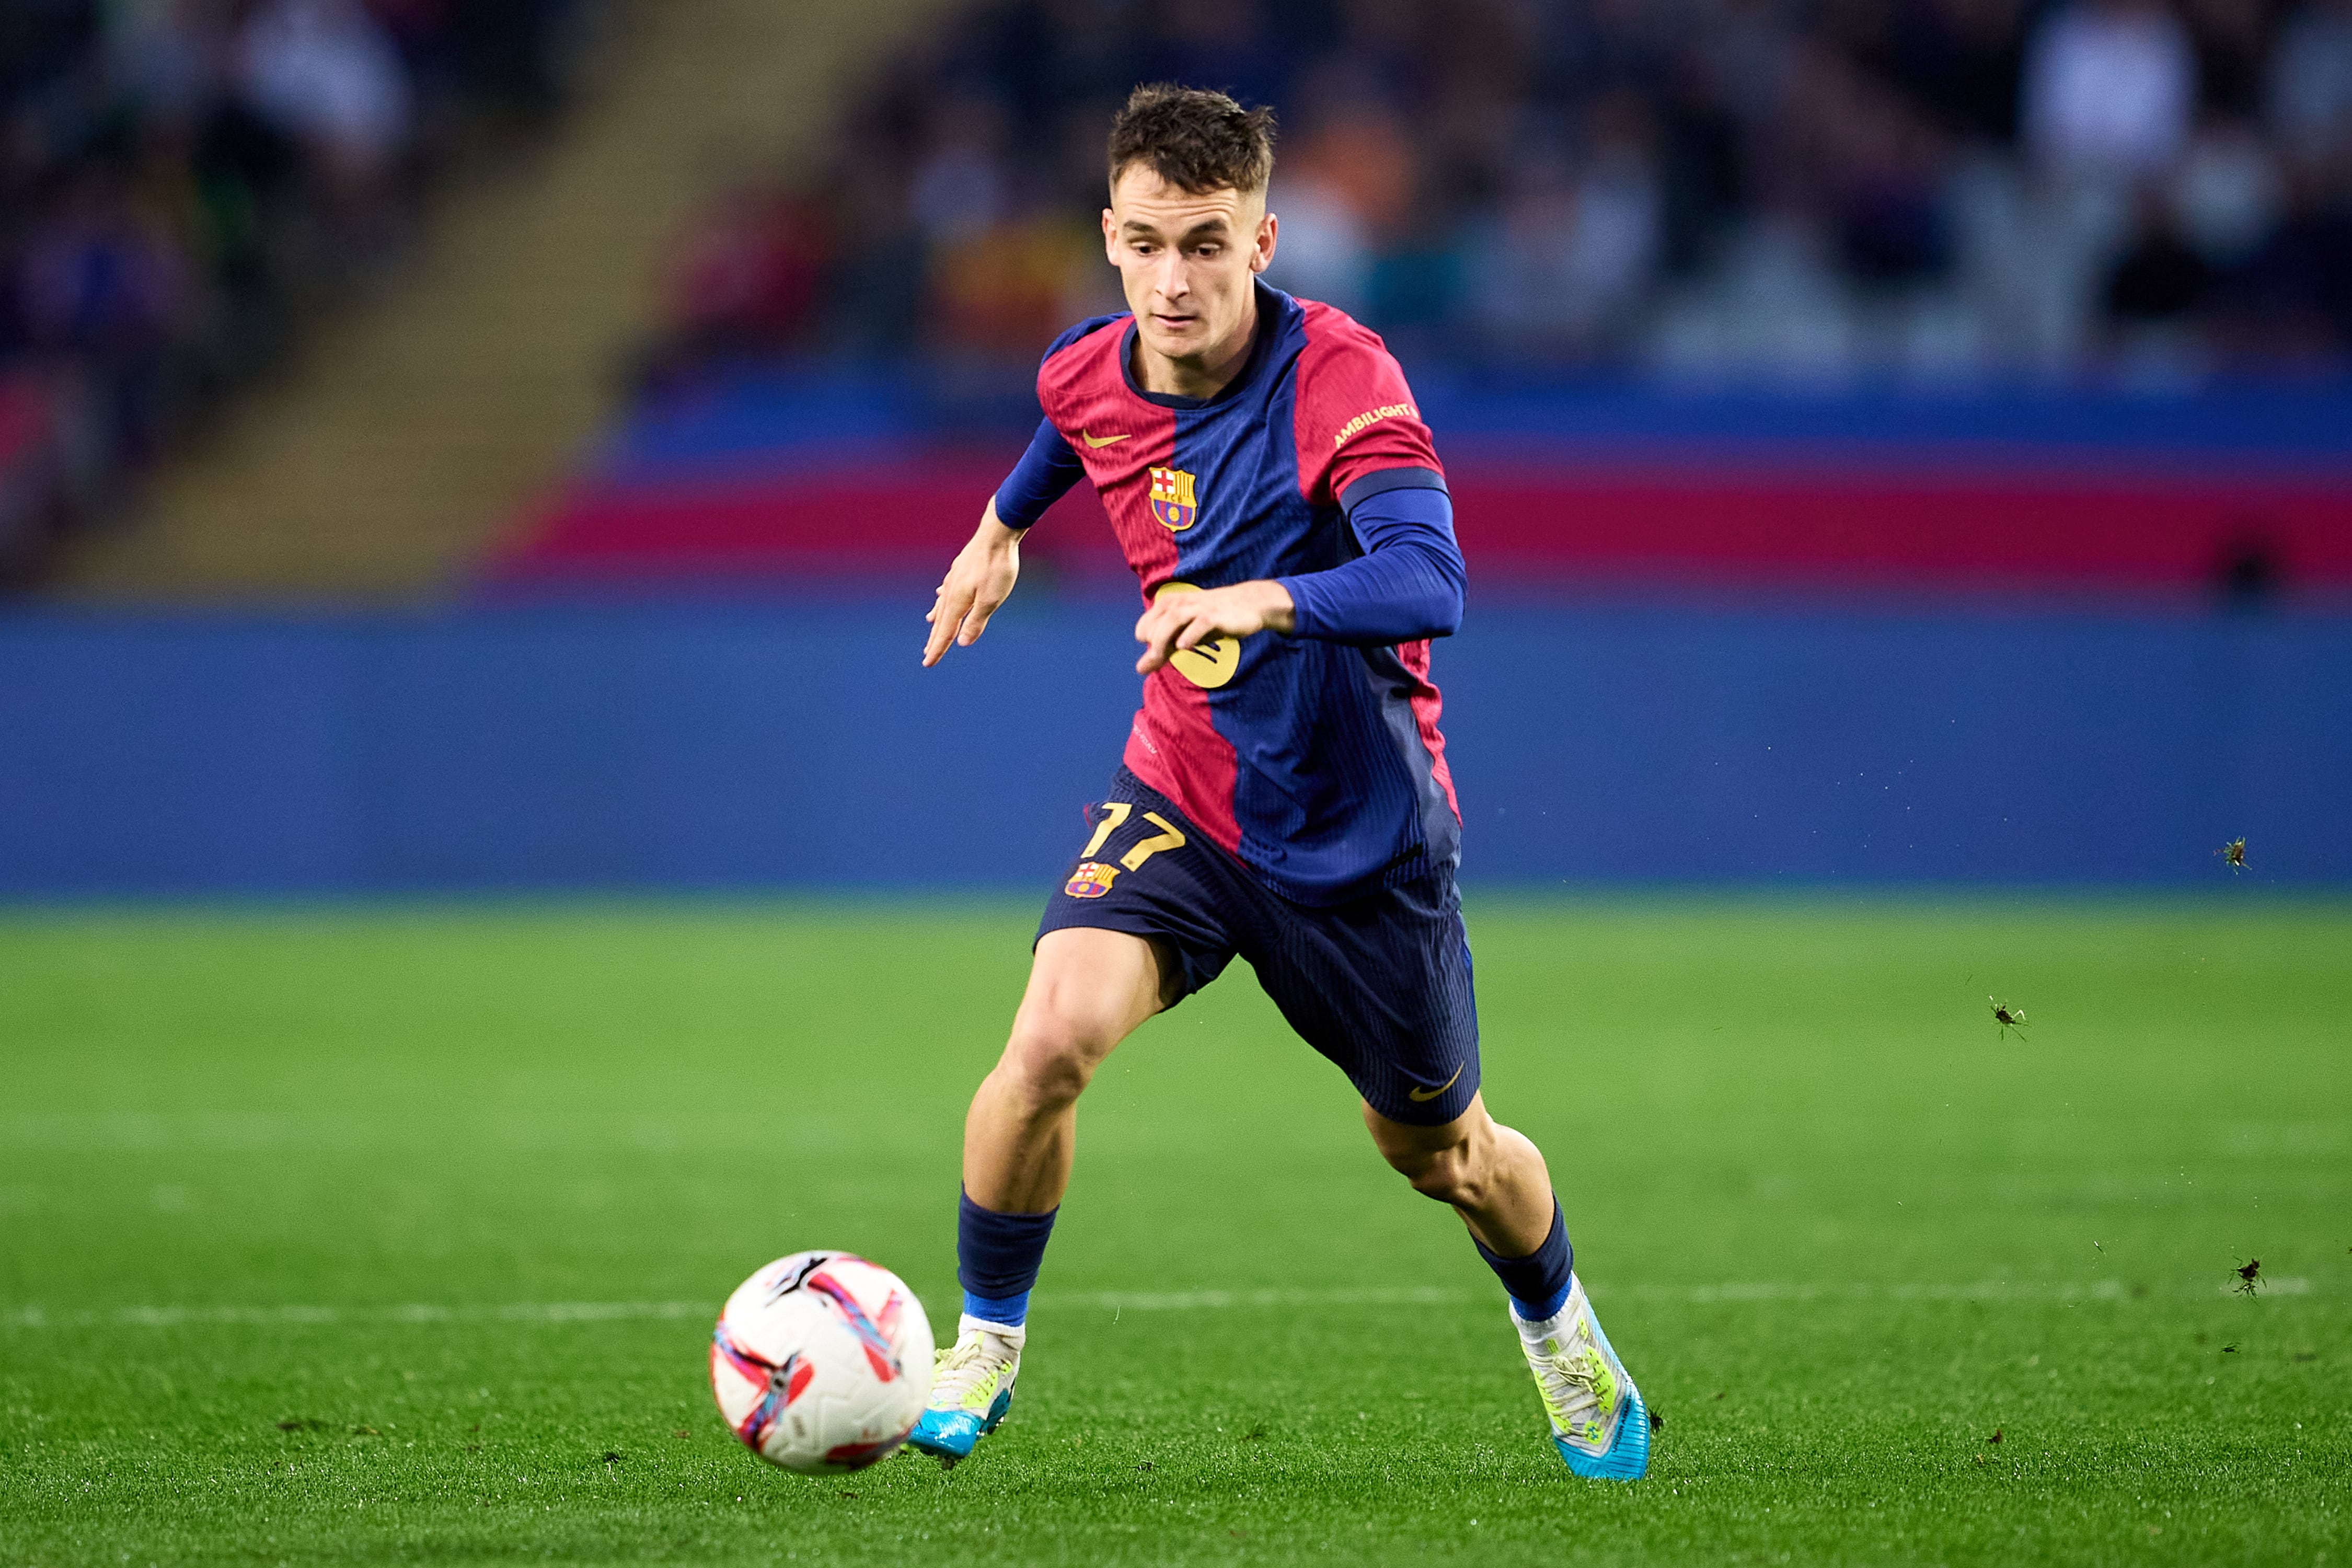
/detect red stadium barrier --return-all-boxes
[489,444,2352,595]
[490,450,1113,586]
[1446,464,2352,591]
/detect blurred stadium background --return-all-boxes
[3,0,2349,893]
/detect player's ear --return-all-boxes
[1102,206,1118,263]
[1251,209,1276,274]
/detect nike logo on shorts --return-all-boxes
[1408,1063,1466,1102]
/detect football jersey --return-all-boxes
[1023,282,1460,907]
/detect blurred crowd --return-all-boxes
[646,0,2352,388]
[0,0,595,582]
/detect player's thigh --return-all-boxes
[1000,927,1179,1090]
[1249,874,1482,1127]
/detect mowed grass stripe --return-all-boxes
[1,898,2346,1566]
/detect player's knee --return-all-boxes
[1414,1154,1487,1208]
[1385,1138,1483,1207]
[1000,1007,1117,1111]
[997,1033,1090,1111]
[1369,1103,1501,1209]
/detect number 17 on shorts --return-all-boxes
[1063,802,1186,900]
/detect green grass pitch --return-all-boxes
[3,896,2347,1566]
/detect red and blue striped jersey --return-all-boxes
[1002,283,1461,906]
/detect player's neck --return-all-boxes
[1132,294,1260,401]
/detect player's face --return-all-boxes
[1103,168,1276,381]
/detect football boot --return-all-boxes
[904,1313,1022,1469]
[1516,1274,1649,1480]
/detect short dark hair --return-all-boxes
[1108,84,1276,198]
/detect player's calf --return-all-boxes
[1364,1097,1554,1255]
[919,931,1174,1471]
[1365,1101,1649,1481]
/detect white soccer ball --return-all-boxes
[709,1251,935,1473]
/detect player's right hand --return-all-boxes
[924,507,1023,667]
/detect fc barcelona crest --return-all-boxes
[1148,467,1198,532]
[1064,861,1119,898]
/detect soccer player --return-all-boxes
[910,84,1647,1481]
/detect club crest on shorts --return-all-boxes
[1148,467,1197,532]
[1064,861,1119,898]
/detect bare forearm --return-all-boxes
[970,500,1023,552]
[923,503,1025,666]
[1220,579,1296,636]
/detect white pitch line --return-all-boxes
[0,1277,2311,1331]
[1622,1278,2313,1304]
[0,1301,712,1330]
[1043,1285,1473,1312]
[1044,1277,2315,1312]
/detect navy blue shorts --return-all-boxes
[1035,767,1480,1126]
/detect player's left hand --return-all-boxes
[1134,580,1296,674]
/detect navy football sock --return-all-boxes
[1474,1200,1573,1321]
[956,1189,1057,1327]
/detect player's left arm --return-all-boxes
[1129,482,1464,672]
[1134,578,1296,674]
[1274,477,1462,645]
[1279,329,1465,645]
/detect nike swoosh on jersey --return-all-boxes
[1407,1063,1466,1102]
[1081,431,1131,448]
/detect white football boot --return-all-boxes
[1515,1273,1650,1480]
[904,1314,1023,1469]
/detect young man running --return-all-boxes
[910,84,1647,1482]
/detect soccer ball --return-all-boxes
[709,1251,935,1473]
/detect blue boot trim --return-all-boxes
[905,1387,1014,1464]
[1553,1381,1649,1480]
[907,1408,984,1460]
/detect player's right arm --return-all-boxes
[922,418,1085,667]
[923,502,1024,667]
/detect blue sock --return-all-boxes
[1473,1200,1573,1321]
[962,1288,1031,1324]
[956,1188,1057,1328]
